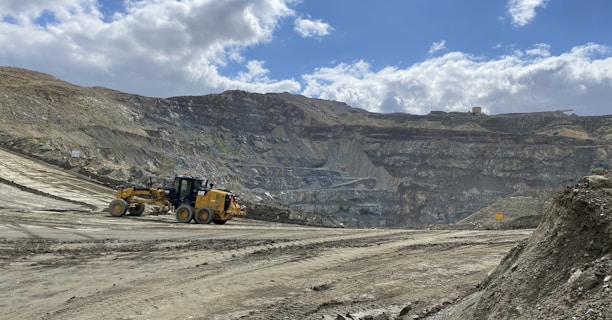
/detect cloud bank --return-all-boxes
[0,0,300,96]
[303,43,612,115]
[1,0,611,115]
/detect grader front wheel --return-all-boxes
[109,199,128,217]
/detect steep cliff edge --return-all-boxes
[1,66,612,227]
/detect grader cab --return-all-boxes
[108,174,246,224]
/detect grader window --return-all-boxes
[192,179,203,192]
[179,179,192,201]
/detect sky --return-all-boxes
[1,0,611,116]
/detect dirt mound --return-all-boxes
[242,199,345,228]
[431,177,612,320]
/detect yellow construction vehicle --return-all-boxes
[108,174,246,224]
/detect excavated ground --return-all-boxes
[2,148,610,320]
[0,210,530,320]
[0,148,533,319]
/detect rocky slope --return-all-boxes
[427,176,612,320]
[1,66,612,227]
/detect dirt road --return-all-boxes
[0,148,532,319]
[0,211,531,320]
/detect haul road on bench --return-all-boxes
[108,174,246,224]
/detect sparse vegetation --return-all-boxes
[590,166,606,175]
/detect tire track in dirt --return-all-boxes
[34,230,528,320]
[36,232,409,320]
[228,236,524,319]
[1,223,44,239]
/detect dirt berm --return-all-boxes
[427,179,612,320]
[242,199,345,228]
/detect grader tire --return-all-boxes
[175,205,194,223]
[194,207,213,224]
[128,203,146,216]
[109,199,128,217]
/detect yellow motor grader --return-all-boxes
[108,174,246,224]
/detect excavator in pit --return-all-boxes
[108,174,246,224]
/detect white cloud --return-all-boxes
[294,17,333,38]
[525,43,551,57]
[302,43,612,115]
[429,40,446,55]
[507,0,549,27]
[0,0,299,96]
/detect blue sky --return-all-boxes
[1,0,611,115]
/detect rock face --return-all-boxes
[445,188,558,230]
[2,66,612,227]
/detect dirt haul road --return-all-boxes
[0,148,532,319]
